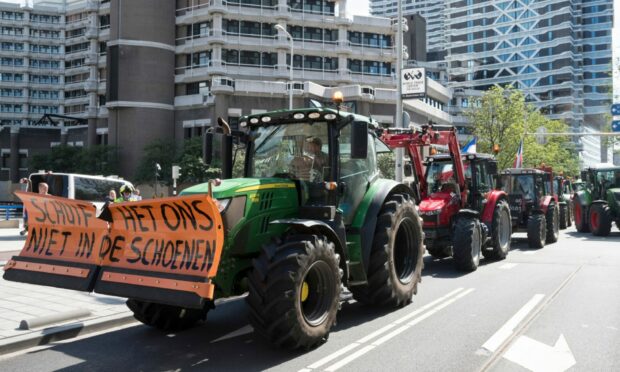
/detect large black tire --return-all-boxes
[126,300,208,332]
[426,242,451,259]
[589,203,612,236]
[573,198,590,233]
[350,194,424,307]
[452,216,482,271]
[527,213,546,248]
[559,203,568,230]
[546,204,559,243]
[246,234,341,350]
[482,200,511,261]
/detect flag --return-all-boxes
[461,137,477,154]
[514,139,524,168]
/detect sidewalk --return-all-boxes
[0,228,135,355]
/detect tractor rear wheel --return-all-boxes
[452,216,482,271]
[573,199,590,233]
[126,300,208,332]
[559,203,568,230]
[546,204,559,243]
[483,200,511,261]
[589,203,612,236]
[247,234,341,350]
[527,214,546,248]
[350,194,424,307]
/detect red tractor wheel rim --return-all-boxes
[575,204,581,226]
[590,209,599,230]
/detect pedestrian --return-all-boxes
[116,184,138,202]
[38,182,49,195]
[106,189,116,203]
[134,188,142,201]
[19,178,31,236]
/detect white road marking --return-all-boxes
[303,288,473,372]
[324,345,375,372]
[522,251,537,255]
[210,324,253,343]
[504,334,576,372]
[482,294,545,352]
[499,263,518,270]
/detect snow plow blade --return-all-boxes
[4,192,224,309]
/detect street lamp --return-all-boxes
[275,24,294,110]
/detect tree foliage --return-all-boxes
[29,145,119,175]
[466,86,579,175]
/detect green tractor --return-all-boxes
[573,164,620,236]
[5,107,425,350]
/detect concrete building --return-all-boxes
[0,0,452,181]
[370,0,446,61]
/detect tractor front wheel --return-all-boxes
[589,203,612,236]
[126,300,208,332]
[573,199,590,233]
[527,214,546,248]
[452,216,482,271]
[351,194,424,307]
[546,204,560,243]
[559,203,568,230]
[483,200,511,261]
[427,242,451,259]
[247,234,341,350]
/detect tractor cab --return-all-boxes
[573,164,620,236]
[499,168,559,247]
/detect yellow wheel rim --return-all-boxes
[301,281,309,302]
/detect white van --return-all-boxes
[28,172,133,209]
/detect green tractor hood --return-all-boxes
[180,178,297,199]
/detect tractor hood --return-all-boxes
[419,192,454,215]
[181,178,297,199]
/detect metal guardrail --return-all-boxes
[0,205,23,220]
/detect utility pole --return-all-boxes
[395,0,404,182]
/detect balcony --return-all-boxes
[84,79,98,92]
[174,94,205,108]
[85,52,99,65]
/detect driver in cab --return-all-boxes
[291,136,328,181]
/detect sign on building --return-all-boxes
[612,103,620,116]
[402,68,426,99]
[612,120,620,133]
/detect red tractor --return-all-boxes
[382,125,512,271]
[498,167,560,248]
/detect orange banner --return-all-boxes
[15,191,108,265]
[102,195,224,277]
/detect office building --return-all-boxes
[0,0,452,181]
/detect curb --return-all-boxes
[0,312,136,356]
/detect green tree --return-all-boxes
[77,145,119,175]
[29,145,82,173]
[177,137,221,183]
[134,140,176,185]
[466,86,579,175]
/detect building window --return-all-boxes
[261,52,277,66]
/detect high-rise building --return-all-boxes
[370,0,447,61]
[0,0,452,182]
[445,0,613,166]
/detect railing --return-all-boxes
[0,204,23,220]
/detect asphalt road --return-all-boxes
[1,227,619,372]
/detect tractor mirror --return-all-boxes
[350,121,368,159]
[487,161,498,175]
[580,170,587,181]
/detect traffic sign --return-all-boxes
[612,120,620,132]
[612,103,620,116]
[402,67,426,99]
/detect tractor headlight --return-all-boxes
[215,198,231,213]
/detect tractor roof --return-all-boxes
[428,153,496,162]
[240,108,379,128]
[587,163,620,171]
[500,168,546,175]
